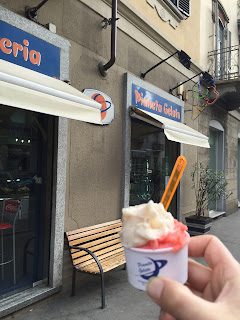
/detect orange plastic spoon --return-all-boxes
[160,156,187,211]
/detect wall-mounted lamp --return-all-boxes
[201,72,215,86]
[178,50,191,69]
[140,50,191,80]
[169,71,215,94]
[25,0,49,21]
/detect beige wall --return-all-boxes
[126,0,201,63]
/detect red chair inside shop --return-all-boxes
[0,200,21,285]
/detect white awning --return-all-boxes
[0,59,102,124]
[130,107,210,148]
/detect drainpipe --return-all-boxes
[99,0,118,77]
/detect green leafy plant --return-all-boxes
[191,163,232,217]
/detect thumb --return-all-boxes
[147,277,217,320]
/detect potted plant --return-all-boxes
[185,163,232,236]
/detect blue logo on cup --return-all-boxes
[138,258,168,280]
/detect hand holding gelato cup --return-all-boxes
[120,200,189,290]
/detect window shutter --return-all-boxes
[227,30,232,48]
[177,0,190,17]
[227,30,232,77]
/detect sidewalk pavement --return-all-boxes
[7,210,240,320]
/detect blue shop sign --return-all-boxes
[132,84,182,122]
[0,20,60,78]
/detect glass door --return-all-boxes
[0,104,54,297]
[130,118,179,218]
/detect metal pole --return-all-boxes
[35,0,49,10]
[140,51,178,79]
[169,72,202,94]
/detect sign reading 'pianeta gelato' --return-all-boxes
[132,84,182,122]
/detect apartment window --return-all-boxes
[211,0,231,80]
[168,0,191,17]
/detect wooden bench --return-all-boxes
[66,219,126,309]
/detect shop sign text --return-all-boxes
[132,84,182,122]
[0,20,60,78]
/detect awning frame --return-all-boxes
[130,106,210,147]
[0,71,101,110]
[0,59,102,124]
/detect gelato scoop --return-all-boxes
[120,200,189,290]
[120,200,188,252]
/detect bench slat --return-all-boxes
[74,247,124,268]
[66,219,122,237]
[73,243,123,265]
[85,251,125,271]
[70,233,120,254]
[72,238,121,259]
[91,256,125,274]
[69,226,122,247]
[67,221,122,241]
[79,252,126,274]
[67,224,121,242]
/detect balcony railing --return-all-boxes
[208,45,240,81]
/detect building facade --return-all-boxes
[0,0,239,316]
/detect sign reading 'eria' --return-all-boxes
[0,20,60,78]
[0,38,41,66]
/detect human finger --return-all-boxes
[185,282,202,297]
[147,276,218,320]
[188,235,237,269]
[159,310,175,320]
[187,258,212,292]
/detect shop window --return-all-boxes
[0,104,54,297]
[130,118,179,218]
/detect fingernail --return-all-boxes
[147,277,164,300]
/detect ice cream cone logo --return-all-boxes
[138,258,168,280]
[92,93,111,121]
[83,89,115,124]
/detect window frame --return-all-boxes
[165,0,191,17]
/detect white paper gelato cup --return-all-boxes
[123,237,189,290]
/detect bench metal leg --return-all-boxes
[100,270,105,309]
[71,267,76,296]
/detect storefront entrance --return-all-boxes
[130,118,179,218]
[0,105,54,298]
